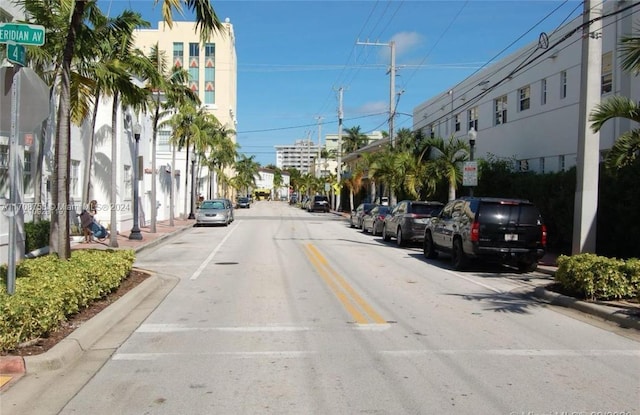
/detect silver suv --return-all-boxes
[423,197,547,272]
[308,195,330,213]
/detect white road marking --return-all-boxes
[113,351,315,361]
[136,324,311,333]
[190,221,241,280]
[442,268,504,293]
[380,349,640,357]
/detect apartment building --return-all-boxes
[413,1,638,174]
[275,140,319,174]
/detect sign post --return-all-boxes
[1,22,46,295]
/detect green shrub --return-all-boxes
[555,253,638,301]
[0,249,136,353]
[24,220,50,253]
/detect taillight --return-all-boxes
[470,221,480,242]
[541,224,547,247]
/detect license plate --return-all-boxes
[504,234,518,241]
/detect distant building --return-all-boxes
[254,168,290,200]
[412,1,638,174]
[275,140,319,174]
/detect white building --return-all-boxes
[413,1,638,174]
[254,168,290,201]
[275,139,319,174]
[0,12,238,265]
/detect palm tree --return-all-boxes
[590,32,640,170]
[146,45,199,230]
[48,0,224,259]
[234,155,260,197]
[423,135,469,201]
[342,126,368,154]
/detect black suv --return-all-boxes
[308,195,330,213]
[382,200,444,246]
[423,197,546,272]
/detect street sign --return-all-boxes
[7,43,26,66]
[463,161,478,187]
[0,23,45,46]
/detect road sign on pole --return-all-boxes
[0,23,45,46]
[7,43,26,66]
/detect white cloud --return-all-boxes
[378,31,424,60]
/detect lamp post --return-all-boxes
[129,123,143,240]
[188,151,196,219]
[468,127,477,197]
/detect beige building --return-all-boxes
[134,19,238,204]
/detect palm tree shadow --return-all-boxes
[446,291,542,314]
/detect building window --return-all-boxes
[541,78,547,105]
[123,165,132,201]
[559,155,565,172]
[24,150,33,195]
[158,130,171,152]
[188,42,199,93]
[467,106,478,131]
[204,42,215,105]
[539,157,545,174]
[494,95,507,125]
[173,42,183,68]
[454,113,460,132]
[560,70,567,99]
[601,51,613,94]
[70,159,79,197]
[519,85,530,111]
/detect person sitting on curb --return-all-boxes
[80,200,98,243]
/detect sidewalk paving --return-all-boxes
[1,214,639,393]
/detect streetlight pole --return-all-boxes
[129,123,143,240]
[468,127,477,197]
[188,151,196,219]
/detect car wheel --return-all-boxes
[397,227,406,247]
[382,224,391,241]
[423,232,438,259]
[451,238,468,270]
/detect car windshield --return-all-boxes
[239,198,249,202]
[201,201,225,210]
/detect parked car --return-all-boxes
[222,198,234,222]
[423,196,547,272]
[382,200,444,246]
[362,205,391,236]
[236,197,251,209]
[308,195,330,213]
[350,203,376,228]
[195,199,233,226]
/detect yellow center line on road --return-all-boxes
[303,243,386,325]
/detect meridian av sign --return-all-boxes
[0,23,45,46]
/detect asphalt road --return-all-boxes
[5,201,640,414]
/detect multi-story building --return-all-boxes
[412,1,638,174]
[133,20,238,213]
[254,168,290,201]
[275,140,319,174]
[0,14,238,265]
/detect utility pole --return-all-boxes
[572,0,602,254]
[316,116,323,177]
[336,87,344,212]
[306,130,311,175]
[356,39,396,147]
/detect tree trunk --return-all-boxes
[50,1,86,259]
[109,93,120,247]
[82,89,100,206]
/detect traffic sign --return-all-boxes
[0,23,45,46]
[7,44,26,66]
[463,161,478,187]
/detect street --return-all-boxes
[5,201,640,414]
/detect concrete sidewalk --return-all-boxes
[0,218,195,392]
[2,215,639,394]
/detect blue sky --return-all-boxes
[99,0,583,166]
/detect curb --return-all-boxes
[133,223,193,255]
[533,287,640,331]
[22,274,163,374]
